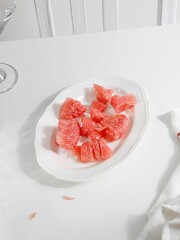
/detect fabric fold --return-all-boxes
[137,109,180,240]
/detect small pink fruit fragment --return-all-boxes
[62,196,76,201]
[29,212,37,220]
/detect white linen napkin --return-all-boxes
[136,109,180,240]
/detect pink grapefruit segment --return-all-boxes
[98,138,112,160]
[100,114,129,142]
[93,84,113,104]
[110,94,136,113]
[79,142,94,163]
[90,108,105,123]
[80,116,96,137]
[56,119,80,150]
[90,100,107,112]
[88,130,102,140]
[92,140,101,160]
[60,98,87,119]
[74,138,112,162]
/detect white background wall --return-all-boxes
[0,0,179,42]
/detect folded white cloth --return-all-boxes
[137,109,180,240]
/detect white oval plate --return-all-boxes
[34,75,149,182]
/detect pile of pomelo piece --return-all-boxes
[55,84,136,163]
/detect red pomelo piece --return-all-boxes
[80,116,96,137]
[79,142,94,163]
[90,100,107,123]
[88,130,101,140]
[110,94,136,113]
[74,146,81,160]
[100,114,129,142]
[92,140,101,160]
[101,127,120,142]
[107,89,113,95]
[90,100,107,112]
[90,108,105,122]
[98,138,112,160]
[56,119,80,150]
[74,139,112,162]
[60,98,87,119]
[93,84,113,104]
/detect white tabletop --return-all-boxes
[0,25,180,240]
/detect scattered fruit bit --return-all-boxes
[62,196,76,201]
[29,212,37,220]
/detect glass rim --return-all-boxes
[0,0,16,24]
[0,62,18,94]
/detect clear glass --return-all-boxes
[0,0,16,34]
[0,63,18,94]
[0,1,18,93]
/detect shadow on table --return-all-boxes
[17,91,80,189]
[127,214,147,240]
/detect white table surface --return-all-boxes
[0,25,180,240]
